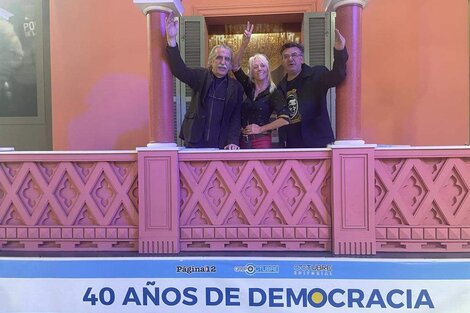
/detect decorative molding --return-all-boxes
[143,143,179,150]
[376,226,470,253]
[134,0,184,16]
[192,1,319,17]
[180,225,331,251]
[180,226,331,240]
[324,0,368,12]
[0,226,138,251]
[140,239,177,253]
[336,240,374,254]
[331,140,371,147]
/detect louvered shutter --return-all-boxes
[174,16,206,145]
[303,12,336,136]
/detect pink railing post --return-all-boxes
[325,0,376,255]
[134,0,184,253]
[137,149,180,253]
[331,146,376,255]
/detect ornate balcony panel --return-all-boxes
[178,151,332,251]
[2,148,470,255]
[375,149,470,252]
[0,153,139,251]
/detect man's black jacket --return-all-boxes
[277,48,349,148]
[167,45,243,148]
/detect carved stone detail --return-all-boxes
[0,158,138,251]
[179,157,331,250]
[375,155,470,252]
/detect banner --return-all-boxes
[0,257,469,312]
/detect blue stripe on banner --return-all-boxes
[0,257,470,280]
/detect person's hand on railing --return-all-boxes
[224,144,240,150]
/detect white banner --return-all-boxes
[0,257,469,312]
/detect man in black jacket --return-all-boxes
[277,29,348,148]
[165,13,242,150]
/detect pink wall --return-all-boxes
[362,0,469,145]
[50,0,469,150]
[50,0,149,150]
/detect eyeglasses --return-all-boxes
[282,52,303,60]
[215,55,231,62]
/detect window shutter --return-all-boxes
[303,12,336,135]
[174,16,206,145]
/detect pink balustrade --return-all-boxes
[178,150,332,252]
[375,148,470,252]
[1,147,470,255]
[0,152,139,251]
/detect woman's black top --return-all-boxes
[233,69,289,128]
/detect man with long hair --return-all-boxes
[165,12,243,150]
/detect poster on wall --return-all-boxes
[0,0,42,117]
[0,257,469,312]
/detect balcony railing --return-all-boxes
[1,146,470,255]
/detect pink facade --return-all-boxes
[1,1,468,257]
[50,0,469,150]
[2,147,470,255]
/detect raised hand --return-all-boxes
[241,21,254,47]
[334,28,346,50]
[232,21,254,71]
[165,12,178,47]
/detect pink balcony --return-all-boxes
[1,1,468,257]
[1,146,470,255]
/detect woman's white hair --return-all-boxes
[248,53,275,93]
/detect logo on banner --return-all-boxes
[233,263,280,275]
[294,264,333,276]
[176,265,217,274]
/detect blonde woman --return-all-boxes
[232,22,289,149]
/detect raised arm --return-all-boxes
[334,28,346,50]
[232,21,254,71]
[165,12,178,47]
[319,28,349,88]
[165,12,203,88]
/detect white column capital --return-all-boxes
[134,0,184,16]
[324,0,369,12]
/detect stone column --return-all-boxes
[325,0,376,255]
[134,1,184,254]
[134,0,183,149]
[325,0,369,145]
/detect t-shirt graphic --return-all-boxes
[286,88,301,123]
